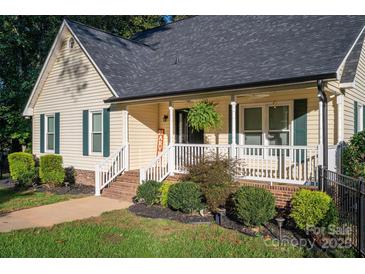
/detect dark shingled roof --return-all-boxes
[341,31,365,84]
[66,16,365,101]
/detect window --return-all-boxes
[46,115,55,151]
[68,37,75,49]
[91,111,102,153]
[268,105,289,146]
[242,103,291,148]
[243,107,262,145]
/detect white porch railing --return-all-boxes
[95,145,128,195]
[235,145,318,184]
[174,144,231,172]
[139,145,173,183]
[139,144,319,185]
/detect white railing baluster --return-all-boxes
[94,145,128,195]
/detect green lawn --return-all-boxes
[0,209,345,258]
[0,186,87,214]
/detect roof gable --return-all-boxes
[23,20,117,116]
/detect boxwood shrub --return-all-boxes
[231,186,276,226]
[290,189,337,230]
[160,181,173,207]
[8,152,36,186]
[136,180,162,205]
[39,154,65,185]
[167,181,204,213]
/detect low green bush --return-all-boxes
[136,180,162,206]
[232,186,276,227]
[168,181,204,213]
[202,183,238,212]
[290,189,334,230]
[39,154,65,185]
[319,200,339,229]
[343,130,365,177]
[64,166,76,184]
[160,181,173,207]
[8,152,35,186]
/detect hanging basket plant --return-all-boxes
[187,101,222,131]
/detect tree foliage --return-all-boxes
[0,16,189,155]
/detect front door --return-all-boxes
[175,109,204,144]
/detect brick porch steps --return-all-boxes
[102,170,139,202]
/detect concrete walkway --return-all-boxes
[0,196,131,233]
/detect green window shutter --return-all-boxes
[294,99,307,163]
[354,101,358,133]
[293,99,307,146]
[228,104,239,144]
[82,110,89,156]
[55,112,60,154]
[103,108,110,157]
[40,114,45,153]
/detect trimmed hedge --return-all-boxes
[290,189,337,230]
[136,180,162,206]
[232,186,276,227]
[168,181,204,213]
[160,181,173,207]
[39,154,65,185]
[8,152,36,186]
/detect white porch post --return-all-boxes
[122,107,129,171]
[168,103,175,175]
[230,96,237,158]
[95,165,100,196]
[337,95,344,143]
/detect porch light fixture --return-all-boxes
[163,115,168,122]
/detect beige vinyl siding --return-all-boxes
[32,29,123,170]
[343,40,365,142]
[128,103,159,170]
[155,86,335,148]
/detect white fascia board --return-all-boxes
[339,82,356,89]
[22,21,67,117]
[64,21,119,98]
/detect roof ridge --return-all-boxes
[131,16,198,41]
[64,18,153,49]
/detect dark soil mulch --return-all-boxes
[129,203,313,243]
[34,184,94,195]
[129,203,214,224]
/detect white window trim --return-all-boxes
[89,110,103,156]
[45,114,55,153]
[358,104,363,132]
[239,101,294,147]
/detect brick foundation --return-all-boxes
[238,180,317,208]
[75,169,95,186]
[166,175,317,209]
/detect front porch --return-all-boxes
[140,143,319,184]
[95,81,339,195]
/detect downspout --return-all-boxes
[317,80,328,169]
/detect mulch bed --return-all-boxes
[129,203,308,242]
[34,183,94,195]
[129,203,213,224]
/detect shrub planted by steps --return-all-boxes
[167,181,204,213]
[136,180,162,206]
